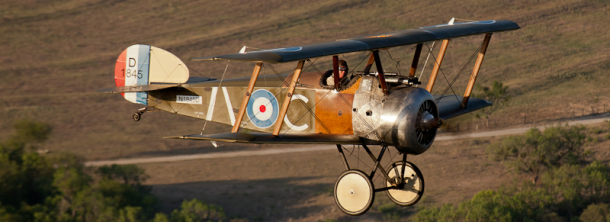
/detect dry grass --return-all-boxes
[141,138,512,221]
[141,122,610,221]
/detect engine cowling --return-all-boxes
[352,77,439,154]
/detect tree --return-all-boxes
[487,125,588,183]
[414,162,610,222]
[170,199,225,222]
[0,120,162,221]
[11,119,52,144]
[117,206,145,222]
[0,119,233,222]
[97,164,149,186]
[95,164,157,217]
[0,119,56,220]
[579,203,610,222]
[473,81,510,127]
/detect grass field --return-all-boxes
[1,0,610,220]
[141,125,610,221]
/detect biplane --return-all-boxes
[99,18,519,215]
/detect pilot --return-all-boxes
[326,60,349,86]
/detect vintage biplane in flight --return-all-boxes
[99,18,519,215]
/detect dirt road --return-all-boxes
[86,114,610,167]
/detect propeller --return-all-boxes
[415,100,439,146]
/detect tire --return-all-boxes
[385,161,424,206]
[132,113,141,122]
[334,170,375,216]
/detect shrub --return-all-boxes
[414,162,610,222]
[487,125,588,183]
[579,203,610,222]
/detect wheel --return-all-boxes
[132,113,141,122]
[386,161,424,206]
[334,170,374,216]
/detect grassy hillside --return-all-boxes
[1,0,610,159]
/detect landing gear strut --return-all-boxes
[132,107,147,122]
[333,144,425,215]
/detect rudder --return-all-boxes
[114,44,189,105]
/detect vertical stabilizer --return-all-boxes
[113,44,190,105]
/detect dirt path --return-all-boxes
[85,114,610,167]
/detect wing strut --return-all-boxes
[409,44,423,77]
[461,33,492,108]
[362,53,375,75]
[372,50,389,95]
[425,39,450,92]
[332,55,340,90]
[232,62,263,133]
[273,60,305,136]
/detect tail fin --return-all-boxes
[113,44,189,105]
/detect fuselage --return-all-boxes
[143,72,438,154]
[148,72,360,135]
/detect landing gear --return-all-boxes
[386,161,424,206]
[334,170,374,216]
[132,107,147,122]
[333,144,425,215]
[132,113,141,122]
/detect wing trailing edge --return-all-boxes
[165,133,364,144]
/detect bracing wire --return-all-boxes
[418,41,438,80]
[422,43,461,103]
[435,40,485,103]
[200,60,230,134]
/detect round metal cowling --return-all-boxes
[379,87,438,154]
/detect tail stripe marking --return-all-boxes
[222,87,236,126]
[206,87,219,121]
[124,45,150,105]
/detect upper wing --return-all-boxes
[194,20,519,63]
[435,95,492,120]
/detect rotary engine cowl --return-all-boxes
[352,77,439,154]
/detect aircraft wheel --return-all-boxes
[386,161,424,206]
[334,170,374,216]
[132,113,141,122]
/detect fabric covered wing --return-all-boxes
[165,133,363,144]
[435,95,492,120]
[194,20,519,63]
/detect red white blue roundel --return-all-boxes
[246,89,279,128]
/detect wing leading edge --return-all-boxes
[195,20,519,63]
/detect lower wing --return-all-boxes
[435,95,491,120]
[165,133,365,144]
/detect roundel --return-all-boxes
[246,89,279,128]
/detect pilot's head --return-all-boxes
[338,60,348,78]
